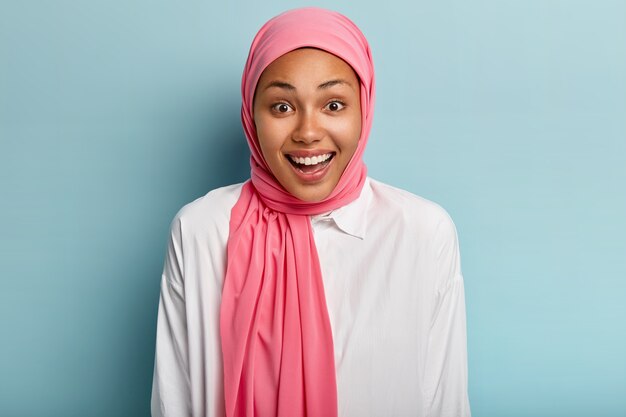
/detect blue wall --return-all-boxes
[1,1,624,416]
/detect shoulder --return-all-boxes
[367,177,458,239]
[170,182,245,238]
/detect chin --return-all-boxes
[288,184,334,202]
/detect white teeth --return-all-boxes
[289,153,332,166]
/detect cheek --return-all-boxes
[333,112,362,154]
[256,119,293,172]
[255,115,280,153]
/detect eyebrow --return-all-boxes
[263,79,354,91]
[317,79,352,90]
[264,81,296,91]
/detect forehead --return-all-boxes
[257,48,360,88]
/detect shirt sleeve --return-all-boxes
[423,213,471,417]
[151,216,192,417]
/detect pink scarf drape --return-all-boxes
[220,7,375,417]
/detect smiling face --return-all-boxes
[253,48,362,202]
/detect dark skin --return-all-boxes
[253,48,362,202]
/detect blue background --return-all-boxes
[1,1,625,416]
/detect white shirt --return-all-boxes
[151,177,471,417]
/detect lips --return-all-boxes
[285,151,335,180]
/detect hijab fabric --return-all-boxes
[220,7,375,417]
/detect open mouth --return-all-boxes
[286,152,335,174]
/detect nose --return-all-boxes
[291,110,323,144]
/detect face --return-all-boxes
[253,48,362,202]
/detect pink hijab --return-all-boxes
[220,7,375,417]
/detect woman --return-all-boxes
[151,7,470,417]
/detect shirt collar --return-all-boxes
[310,177,372,240]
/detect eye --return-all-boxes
[325,100,345,112]
[271,102,293,113]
